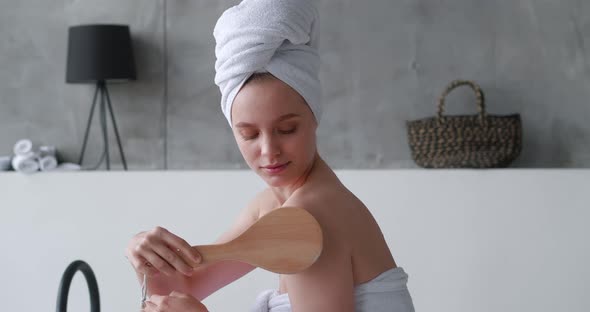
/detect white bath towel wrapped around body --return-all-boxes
[250,267,416,312]
[213,0,322,127]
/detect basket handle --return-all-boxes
[437,80,487,125]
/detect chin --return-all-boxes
[260,174,291,187]
[256,169,296,187]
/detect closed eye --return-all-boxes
[239,126,297,140]
[278,127,297,135]
[244,135,258,141]
[240,131,259,140]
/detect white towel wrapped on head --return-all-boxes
[213,0,321,127]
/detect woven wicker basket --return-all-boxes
[406,80,522,168]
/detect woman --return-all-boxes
[126,1,415,311]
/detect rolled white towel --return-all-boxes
[13,139,37,156]
[39,145,57,158]
[11,154,39,174]
[0,156,12,171]
[39,155,58,171]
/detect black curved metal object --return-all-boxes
[56,260,100,312]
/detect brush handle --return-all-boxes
[193,244,241,264]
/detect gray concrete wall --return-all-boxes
[1,0,589,170]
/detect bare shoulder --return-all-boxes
[285,177,362,238]
[283,174,396,286]
[253,187,281,218]
[214,187,278,244]
[282,176,359,260]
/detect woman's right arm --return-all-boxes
[184,192,266,300]
[126,189,272,300]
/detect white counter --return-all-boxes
[0,170,588,311]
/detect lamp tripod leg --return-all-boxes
[78,84,100,166]
[99,84,110,170]
[103,85,128,170]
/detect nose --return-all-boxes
[260,132,281,159]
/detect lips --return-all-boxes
[264,163,286,169]
[262,162,290,174]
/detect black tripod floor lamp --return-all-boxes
[66,24,137,170]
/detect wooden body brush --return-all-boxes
[193,207,323,274]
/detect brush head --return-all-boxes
[196,207,323,274]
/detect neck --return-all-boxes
[270,152,322,204]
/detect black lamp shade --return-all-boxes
[66,24,137,83]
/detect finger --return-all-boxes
[130,255,160,277]
[148,294,167,306]
[126,231,147,260]
[169,291,187,298]
[172,245,202,270]
[141,249,176,277]
[136,227,198,277]
[158,230,202,266]
[150,243,194,276]
[140,258,161,277]
[168,291,208,311]
[148,227,200,274]
[127,237,155,275]
[148,294,168,301]
[143,301,157,312]
[133,233,176,276]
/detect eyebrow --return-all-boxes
[234,113,300,128]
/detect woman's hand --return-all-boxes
[143,291,209,312]
[126,226,202,277]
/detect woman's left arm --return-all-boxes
[281,207,355,312]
